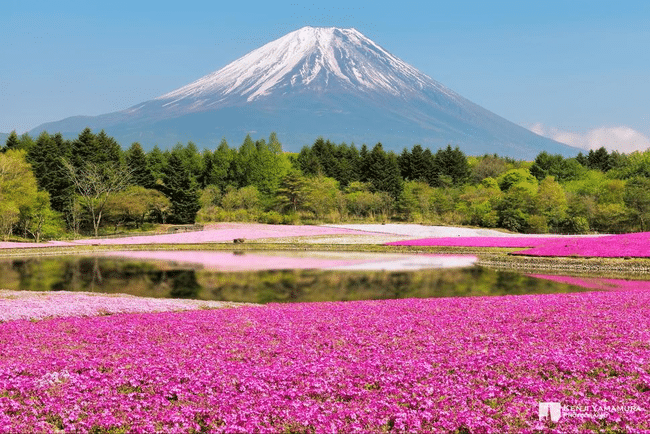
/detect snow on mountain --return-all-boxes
[156,27,444,104]
[31,26,580,158]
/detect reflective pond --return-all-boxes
[0,252,616,304]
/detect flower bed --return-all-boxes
[385,237,563,248]
[1,291,649,433]
[0,290,244,322]
[528,274,650,291]
[387,232,650,259]
[0,223,375,249]
[512,232,650,258]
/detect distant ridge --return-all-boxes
[31,26,579,159]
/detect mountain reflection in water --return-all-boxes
[0,255,599,303]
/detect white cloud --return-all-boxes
[526,123,650,153]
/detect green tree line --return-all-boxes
[2,128,649,241]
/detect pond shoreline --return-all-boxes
[1,223,648,276]
[1,242,649,277]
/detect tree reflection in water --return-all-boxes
[0,256,599,303]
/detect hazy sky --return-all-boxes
[3,0,649,151]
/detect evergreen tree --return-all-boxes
[365,143,402,198]
[297,145,320,176]
[71,128,98,169]
[397,148,412,180]
[435,145,470,186]
[162,152,200,224]
[276,170,306,213]
[231,134,256,188]
[125,142,155,188]
[146,145,167,187]
[95,130,123,164]
[3,131,20,152]
[27,132,74,213]
[210,138,235,191]
[587,147,611,172]
[359,144,369,183]
[410,144,435,182]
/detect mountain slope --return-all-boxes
[31,26,579,158]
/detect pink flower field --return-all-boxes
[0,290,244,322]
[1,289,649,433]
[512,232,650,258]
[387,231,650,258]
[0,223,375,249]
[529,274,650,292]
[385,237,564,248]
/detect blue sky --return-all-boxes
[2,0,649,151]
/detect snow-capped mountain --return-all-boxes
[31,26,579,158]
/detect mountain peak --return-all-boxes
[32,26,580,159]
[154,26,448,109]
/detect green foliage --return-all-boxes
[365,143,402,198]
[434,145,470,186]
[297,138,360,188]
[161,152,200,224]
[62,159,132,236]
[71,129,122,169]
[497,168,538,192]
[27,132,73,212]
[346,182,392,220]
[623,177,650,231]
[398,144,436,184]
[208,138,236,191]
[275,170,306,213]
[609,149,650,179]
[587,147,613,172]
[398,181,436,221]
[17,191,63,242]
[9,126,650,235]
[125,143,155,188]
[471,154,508,184]
[458,182,502,228]
[535,176,568,232]
[146,146,167,187]
[2,131,20,152]
[302,175,343,219]
[105,186,171,229]
[529,151,585,182]
[593,203,631,233]
[220,186,261,212]
[0,150,58,240]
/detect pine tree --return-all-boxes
[398,148,412,180]
[146,145,167,187]
[125,143,155,188]
[3,131,20,152]
[365,143,403,198]
[27,132,73,212]
[435,145,470,186]
[162,152,200,224]
[95,130,123,164]
[71,128,98,169]
[211,138,235,191]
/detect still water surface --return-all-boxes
[0,252,602,304]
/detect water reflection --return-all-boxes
[0,255,603,303]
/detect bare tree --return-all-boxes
[62,159,132,237]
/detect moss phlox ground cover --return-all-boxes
[0,290,243,322]
[529,275,650,291]
[387,232,650,258]
[1,290,649,433]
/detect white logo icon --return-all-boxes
[539,402,562,422]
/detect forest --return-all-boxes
[1,128,649,242]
